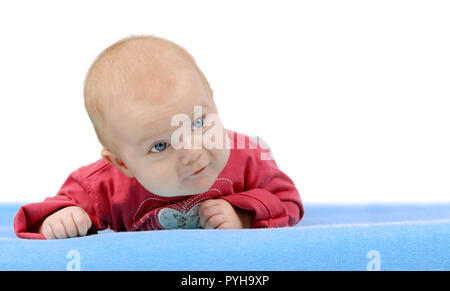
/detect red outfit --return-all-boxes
[14,130,304,239]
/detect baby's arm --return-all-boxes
[14,169,103,239]
[38,206,92,239]
[218,148,303,228]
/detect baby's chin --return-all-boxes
[143,176,216,198]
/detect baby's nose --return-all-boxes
[180,148,202,165]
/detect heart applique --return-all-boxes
[157,204,201,229]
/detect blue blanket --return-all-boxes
[1,203,449,270]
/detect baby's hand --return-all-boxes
[38,206,92,239]
[199,199,254,229]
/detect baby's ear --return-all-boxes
[101,148,134,178]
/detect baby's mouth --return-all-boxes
[192,166,207,175]
[190,163,210,177]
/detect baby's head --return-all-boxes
[84,35,230,197]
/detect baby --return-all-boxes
[14,35,304,239]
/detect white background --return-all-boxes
[0,0,449,203]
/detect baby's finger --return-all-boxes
[199,199,222,211]
[72,210,91,237]
[204,214,226,229]
[51,220,69,239]
[199,205,222,227]
[217,222,233,229]
[40,223,56,240]
[62,216,79,238]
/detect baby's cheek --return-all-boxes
[137,163,178,193]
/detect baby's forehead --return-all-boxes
[119,73,207,120]
[111,89,209,146]
[108,65,209,129]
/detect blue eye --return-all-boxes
[192,116,205,130]
[150,142,169,153]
